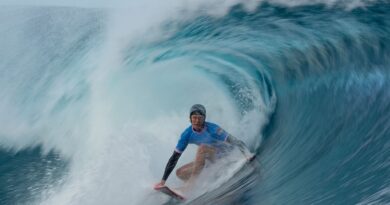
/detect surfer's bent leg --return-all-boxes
[176,162,194,181]
[176,145,215,182]
[161,151,181,182]
[192,144,215,176]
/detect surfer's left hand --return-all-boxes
[153,180,166,190]
[246,153,256,162]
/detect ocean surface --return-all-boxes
[0,1,389,204]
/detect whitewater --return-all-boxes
[0,0,389,205]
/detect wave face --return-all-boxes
[0,1,389,205]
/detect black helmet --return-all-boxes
[190,104,206,117]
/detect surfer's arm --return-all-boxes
[161,150,182,182]
[226,135,255,161]
[156,130,188,187]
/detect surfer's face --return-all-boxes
[190,114,205,131]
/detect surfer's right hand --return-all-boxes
[153,180,166,190]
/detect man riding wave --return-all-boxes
[154,104,255,190]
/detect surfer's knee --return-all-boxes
[197,144,210,155]
[176,168,182,178]
[176,167,184,177]
[196,144,215,161]
[176,163,193,181]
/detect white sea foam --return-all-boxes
[0,1,272,204]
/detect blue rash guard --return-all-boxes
[175,121,230,156]
[161,121,237,181]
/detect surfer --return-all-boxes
[154,104,254,190]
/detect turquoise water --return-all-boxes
[0,1,389,204]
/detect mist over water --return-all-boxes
[1,0,389,204]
